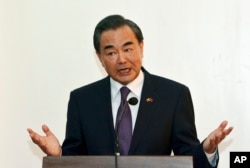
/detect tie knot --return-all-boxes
[120,87,130,100]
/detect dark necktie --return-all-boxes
[116,86,132,155]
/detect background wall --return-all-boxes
[1,0,250,167]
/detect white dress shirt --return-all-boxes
[110,70,144,132]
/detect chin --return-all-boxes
[120,77,136,85]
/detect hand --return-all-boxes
[27,124,61,156]
[203,120,233,154]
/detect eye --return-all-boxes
[106,51,117,56]
[124,48,133,52]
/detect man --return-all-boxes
[27,15,233,168]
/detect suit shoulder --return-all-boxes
[70,77,109,96]
[148,73,189,90]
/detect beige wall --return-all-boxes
[1,0,250,167]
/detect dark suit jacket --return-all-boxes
[62,68,218,168]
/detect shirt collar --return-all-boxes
[110,70,144,99]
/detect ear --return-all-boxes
[139,41,144,57]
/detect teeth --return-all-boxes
[119,68,130,73]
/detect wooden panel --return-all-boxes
[43,156,193,168]
[118,156,193,168]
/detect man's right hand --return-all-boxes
[27,124,61,156]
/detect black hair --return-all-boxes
[93,14,144,53]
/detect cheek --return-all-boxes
[130,54,142,64]
[102,60,116,71]
[133,50,143,60]
[97,55,104,66]
[99,57,108,68]
[100,60,105,67]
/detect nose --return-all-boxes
[117,51,127,63]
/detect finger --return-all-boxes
[214,126,233,144]
[217,122,233,139]
[223,126,234,135]
[42,124,54,136]
[215,132,225,143]
[27,128,39,139]
[217,121,234,137]
[28,131,42,144]
[218,120,228,130]
[27,128,34,135]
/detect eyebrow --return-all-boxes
[104,45,114,50]
[123,41,134,47]
[103,41,134,50]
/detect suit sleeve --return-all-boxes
[172,86,218,168]
[61,91,87,155]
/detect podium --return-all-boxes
[43,156,193,168]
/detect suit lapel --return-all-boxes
[129,70,160,154]
[96,77,116,147]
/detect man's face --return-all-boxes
[97,25,144,85]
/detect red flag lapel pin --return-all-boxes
[146,97,154,103]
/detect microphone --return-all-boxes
[128,97,138,105]
[114,97,138,168]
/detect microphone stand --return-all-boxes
[114,105,123,168]
[114,132,120,168]
[114,102,125,168]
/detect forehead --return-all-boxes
[99,26,138,47]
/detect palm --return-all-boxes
[27,125,61,156]
[203,120,233,154]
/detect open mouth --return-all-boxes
[118,68,131,75]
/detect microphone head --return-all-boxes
[128,97,138,105]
